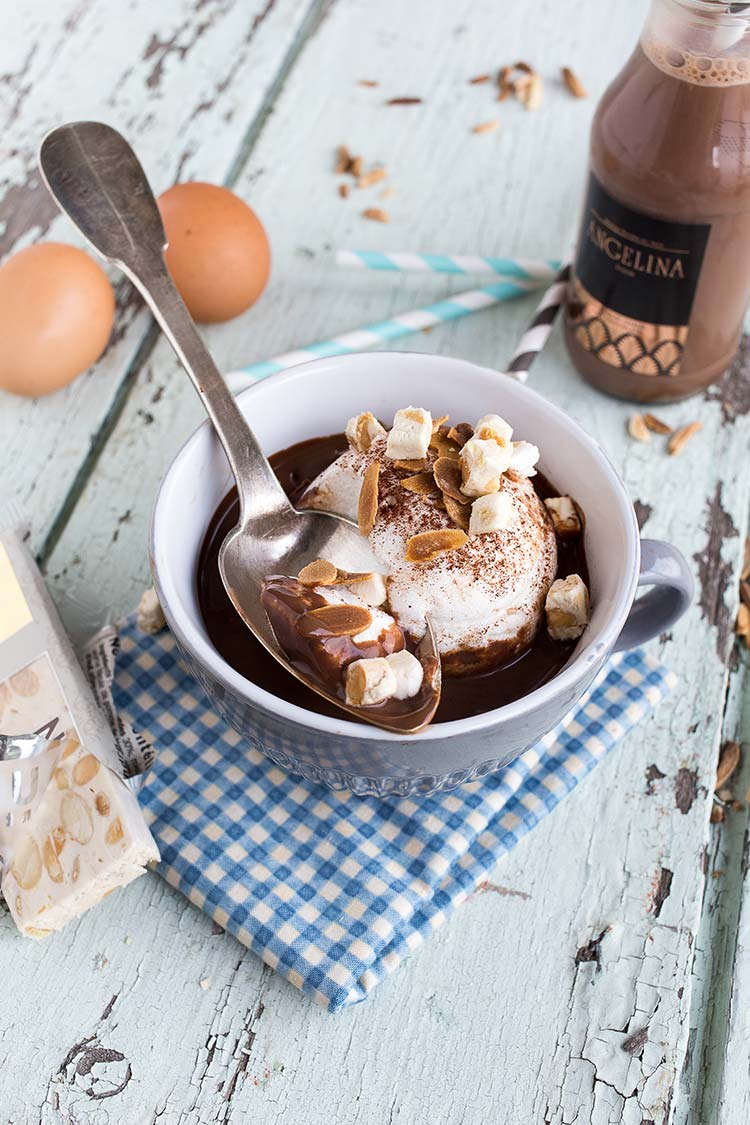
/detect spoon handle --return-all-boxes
[38,121,291,525]
[125,251,291,522]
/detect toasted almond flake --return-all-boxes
[469,73,490,84]
[741,536,750,581]
[362,207,390,223]
[628,413,651,442]
[431,414,449,431]
[95,793,110,817]
[447,422,473,447]
[430,430,461,459]
[444,495,471,531]
[401,472,437,495]
[434,457,470,503]
[338,183,349,198]
[386,96,423,105]
[358,460,380,535]
[358,79,379,87]
[716,740,741,791]
[394,458,429,472]
[472,119,500,134]
[357,167,388,189]
[379,186,396,201]
[298,604,373,637]
[561,66,588,98]
[643,412,672,434]
[51,825,65,854]
[515,71,543,110]
[335,145,351,173]
[514,60,533,73]
[329,569,375,587]
[405,528,468,563]
[668,420,703,455]
[298,559,338,587]
[350,155,363,177]
[737,602,750,645]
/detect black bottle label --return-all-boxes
[568,174,710,377]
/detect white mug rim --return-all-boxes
[150,351,640,743]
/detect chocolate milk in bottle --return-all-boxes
[565,0,750,402]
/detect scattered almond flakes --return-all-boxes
[298,604,373,638]
[444,495,471,531]
[561,66,588,98]
[401,472,437,496]
[716,740,741,791]
[737,602,750,647]
[643,412,672,434]
[405,528,468,563]
[469,73,491,84]
[358,79,379,87]
[338,183,349,198]
[472,119,500,135]
[362,207,390,223]
[357,167,388,189]
[628,413,651,442]
[667,420,702,455]
[386,96,423,105]
[434,457,469,503]
[298,559,338,587]
[358,460,380,535]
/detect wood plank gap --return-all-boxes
[35,0,331,570]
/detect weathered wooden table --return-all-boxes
[2,2,749,1122]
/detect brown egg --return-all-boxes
[0,243,115,398]
[158,182,270,324]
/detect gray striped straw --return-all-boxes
[504,264,571,382]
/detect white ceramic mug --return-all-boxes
[150,352,692,796]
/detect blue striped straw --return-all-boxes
[225,277,542,391]
[336,249,560,281]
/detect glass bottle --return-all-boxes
[565,0,750,402]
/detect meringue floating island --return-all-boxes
[197,407,591,724]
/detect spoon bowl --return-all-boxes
[38,121,441,734]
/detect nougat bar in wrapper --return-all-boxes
[0,523,159,938]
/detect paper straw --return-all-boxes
[504,264,571,383]
[336,249,560,282]
[226,276,543,392]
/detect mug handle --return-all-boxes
[613,538,694,652]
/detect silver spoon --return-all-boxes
[38,121,440,734]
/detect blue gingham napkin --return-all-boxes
[112,617,674,1012]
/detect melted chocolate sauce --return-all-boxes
[196,433,588,722]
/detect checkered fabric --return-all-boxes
[112,617,674,1012]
